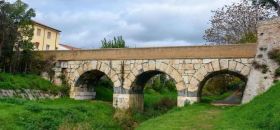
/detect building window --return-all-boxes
[46,44,50,50]
[37,28,41,36]
[34,42,40,49]
[47,32,51,39]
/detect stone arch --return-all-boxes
[69,61,122,99]
[125,61,186,91]
[187,59,251,100]
[197,70,248,99]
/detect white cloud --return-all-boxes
[13,0,240,48]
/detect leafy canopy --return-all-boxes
[101,36,127,48]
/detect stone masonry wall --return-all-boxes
[0,89,60,100]
[242,18,280,103]
[53,58,254,108]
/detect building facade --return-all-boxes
[57,44,81,50]
[32,21,61,50]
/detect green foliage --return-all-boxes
[114,109,137,129]
[238,32,258,43]
[0,0,38,73]
[0,73,66,94]
[0,98,121,130]
[94,77,113,102]
[144,74,176,93]
[137,82,280,130]
[101,36,127,48]
[202,74,245,102]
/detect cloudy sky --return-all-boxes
[9,0,239,48]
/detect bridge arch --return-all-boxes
[69,61,122,99]
[124,61,186,91]
[121,61,186,110]
[198,70,247,102]
[187,60,251,103]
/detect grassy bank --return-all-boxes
[137,82,280,130]
[0,98,121,130]
[0,73,67,94]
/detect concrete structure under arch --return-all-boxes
[41,18,280,109]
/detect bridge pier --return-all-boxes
[242,18,280,103]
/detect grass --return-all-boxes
[133,89,177,123]
[137,82,280,130]
[95,86,113,102]
[1,72,280,129]
[0,98,121,130]
[0,73,65,94]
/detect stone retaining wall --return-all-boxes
[0,89,61,100]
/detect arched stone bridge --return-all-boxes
[40,18,280,110]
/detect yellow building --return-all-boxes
[32,21,61,50]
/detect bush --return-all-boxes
[114,109,137,130]
[153,97,176,111]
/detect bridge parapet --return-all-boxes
[39,44,257,61]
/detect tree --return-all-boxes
[204,0,270,44]
[101,36,127,48]
[252,0,280,16]
[0,0,35,73]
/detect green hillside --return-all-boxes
[137,82,280,130]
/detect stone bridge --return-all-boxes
[40,18,280,110]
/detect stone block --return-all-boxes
[193,72,204,81]
[148,60,156,70]
[114,80,122,88]
[188,83,198,92]
[185,70,196,74]
[204,63,214,72]
[203,59,212,64]
[211,60,220,71]
[241,58,249,64]
[183,75,189,84]
[192,59,202,64]
[194,64,201,70]
[176,82,185,90]
[235,62,245,72]
[229,60,237,71]
[185,64,194,70]
[241,66,251,76]
[190,78,199,88]
[199,67,208,76]
[185,59,192,63]
[220,59,229,70]
[142,63,149,71]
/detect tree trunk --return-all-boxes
[278,8,280,16]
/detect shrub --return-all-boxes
[154,97,176,111]
[114,109,137,130]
